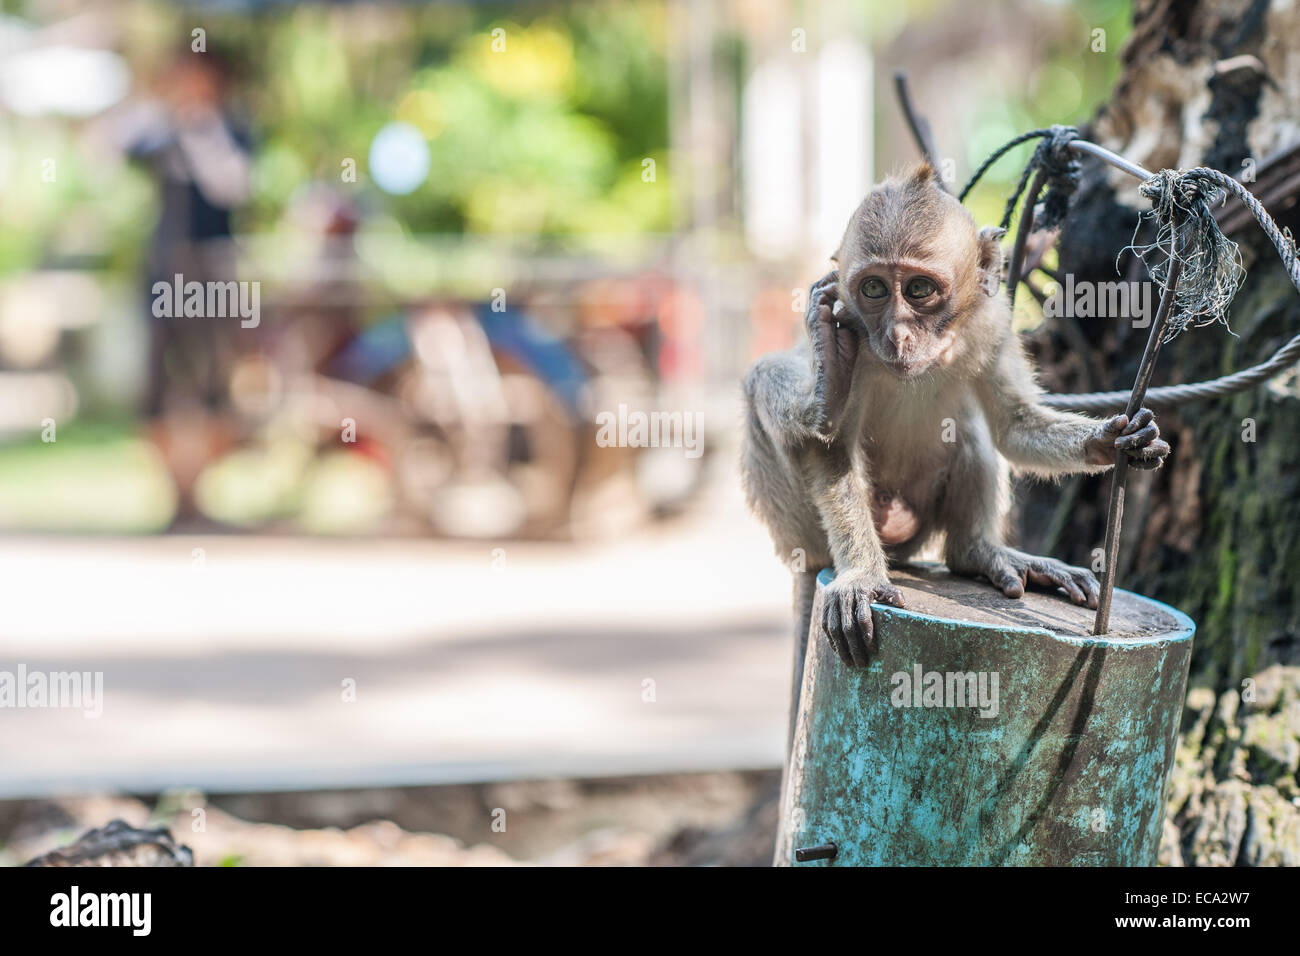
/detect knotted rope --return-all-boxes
[961,125,1082,232]
[963,130,1300,411]
[1127,168,1244,341]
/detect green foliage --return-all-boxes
[239,2,672,237]
[0,0,673,276]
[958,0,1133,227]
[0,423,174,532]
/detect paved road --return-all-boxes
[0,470,792,797]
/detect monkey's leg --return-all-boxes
[941,428,1101,609]
[740,357,830,565]
[955,543,1101,608]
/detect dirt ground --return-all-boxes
[0,770,781,867]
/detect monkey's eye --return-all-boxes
[860,277,889,299]
[905,277,937,299]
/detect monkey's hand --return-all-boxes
[1085,408,1170,471]
[967,546,1101,609]
[819,570,906,667]
[804,270,859,440]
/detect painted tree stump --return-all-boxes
[775,563,1195,866]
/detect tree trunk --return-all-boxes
[1016,0,1300,865]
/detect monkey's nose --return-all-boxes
[889,325,913,351]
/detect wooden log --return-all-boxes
[775,563,1194,866]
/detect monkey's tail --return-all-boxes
[786,571,821,752]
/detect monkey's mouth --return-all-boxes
[885,357,928,379]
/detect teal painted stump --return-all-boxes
[775,564,1195,866]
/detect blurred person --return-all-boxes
[276,185,367,376]
[116,47,253,527]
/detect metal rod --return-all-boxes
[1066,139,1155,183]
[794,843,838,863]
[1093,215,1186,634]
[1006,168,1047,309]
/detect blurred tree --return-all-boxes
[242,2,672,238]
[1018,0,1300,866]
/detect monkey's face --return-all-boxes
[835,162,1003,380]
[843,257,960,379]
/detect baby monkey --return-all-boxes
[742,162,1169,667]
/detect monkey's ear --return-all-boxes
[910,160,939,185]
[977,226,1007,296]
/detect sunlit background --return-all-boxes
[0,0,1133,863]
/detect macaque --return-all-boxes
[742,162,1169,667]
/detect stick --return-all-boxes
[1006,168,1047,310]
[1093,215,1186,634]
[892,71,945,189]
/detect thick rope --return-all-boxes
[1041,334,1300,410]
[1187,167,1300,288]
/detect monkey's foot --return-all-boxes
[820,571,906,667]
[966,547,1100,610]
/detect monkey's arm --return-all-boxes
[974,332,1169,479]
[809,449,889,581]
[743,269,904,666]
[744,271,861,447]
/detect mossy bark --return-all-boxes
[1014,0,1300,865]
